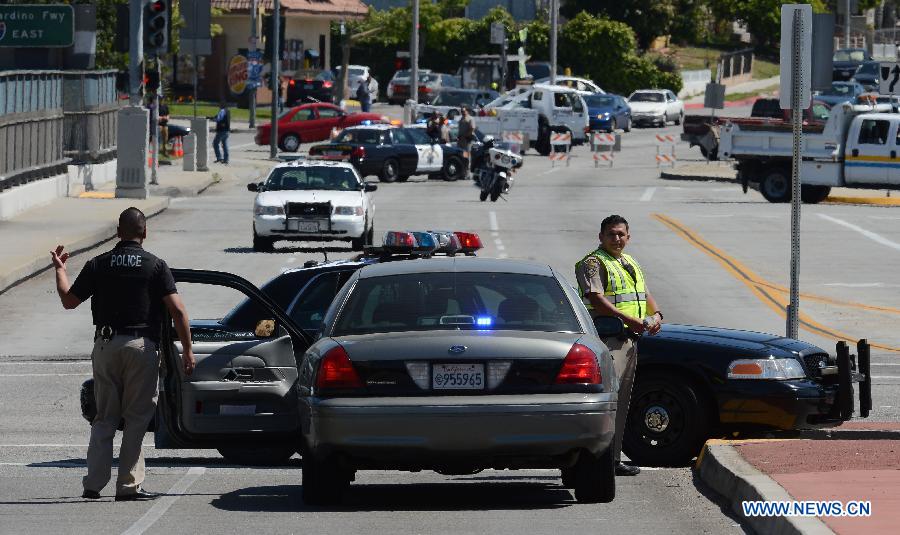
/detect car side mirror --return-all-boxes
[364,183,378,192]
[255,319,276,338]
[593,316,625,338]
[247,182,258,192]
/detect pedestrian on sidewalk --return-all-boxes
[211,102,230,164]
[356,78,372,113]
[51,207,195,501]
[575,214,663,477]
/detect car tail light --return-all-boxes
[323,80,333,88]
[454,232,483,254]
[316,346,363,389]
[351,146,366,159]
[420,86,432,93]
[555,344,601,384]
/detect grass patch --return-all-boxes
[666,45,779,82]
[169,102,273,122]
[725,84,780,101]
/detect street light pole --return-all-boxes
[411,0,419,105]
[129,0,144,105]
[249,0,258,129]
[550,0,558,84]
[270,0,280,159]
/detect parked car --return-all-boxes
[387,69,432,104]
[335,64,378,103]
[286,70,336,106]
[833,48,872,81]
[247,159,377,252]
[414,88,500,121]
[536,76,605,95]
[254,103,388,152]
[852,60,882,92]
[308,124,468,182]
[584,93,631,132]
[814,81,866,107]
[627,89,684,127]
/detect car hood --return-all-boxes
[628,101,666,113]
[642,323,825,357]
[334,330,584,361]
[255,189,363,206]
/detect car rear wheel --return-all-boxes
[380,158,399,182]
[572,447,615,503]
[252,232,274,252]
[217,445,296,466]
[801,184,831,204]
[443,156,465,181]
[350,225,372,251]
[301,457,351,505]
[623,375,710,467]
[624,117,631,132]
[675,111,683,125]
[760,169,791,203]
[281,134,301,152]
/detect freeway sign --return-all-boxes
[0,4,74,48]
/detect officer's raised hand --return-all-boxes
[50,245,70,269]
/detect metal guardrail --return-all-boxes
[62,70,120,164]
[718,48,753,81]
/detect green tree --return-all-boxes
[562,0,678,50]
[706,0,826,49]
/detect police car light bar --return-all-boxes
[453,232,483,255]
[428,230,462,256]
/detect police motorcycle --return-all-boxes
[471,136,522,202]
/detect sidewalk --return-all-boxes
[697,422,900,534]
[661,162,900,206]
[685,76,780,110]
[0,165,223,295]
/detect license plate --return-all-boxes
[325,151,345,158]
[432,363,484,390]
[304,84,313,89]
[289,220,319,232]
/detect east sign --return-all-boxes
[0,5,74,48]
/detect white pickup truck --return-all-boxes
[720,102,900,203]
[466,84,590,155]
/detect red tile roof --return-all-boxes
[212,0,368,17]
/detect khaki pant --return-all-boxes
[83,335,160,495]
[603,336,637,464]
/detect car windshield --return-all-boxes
[264,166,360,191]
[332,272,581,335]
[315,71,334,81]
[432,91,475,106]
[349,68,365,77]
[856,62,879,75]
[334,129,382,144]
[824,84,852,96]
[630,92,663,102]
[834,50,866,62]
[584,95,616,107]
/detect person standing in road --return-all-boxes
[457,107,476,177]
[212,102,230,164]
[51,207,195,501]
[575,214,663,477]
[356,78,372,113]
[158,98,170,157]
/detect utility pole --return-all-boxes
[150,58,160,185]
[550,0,558,84]
[269,0,280,159]
[411,0,419,104]
[129,0,144,104]
[845,0,850,48]
[249,0,258,128]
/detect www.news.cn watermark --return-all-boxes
[742,500,872,517]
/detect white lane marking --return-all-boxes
[664,187,683,190]
[818,214,900,252]
[121,467,206,535]
[0,361,90,365]
[868,215,900,220]
[0,444,90,447]
[489,211,499,232]
[490,211,506,256]
[639,187,657,202]
[823,282,900,288]
[871,363,900,366]
[0,373,91,377]
[872,376,900,379]
[538,167,560,176]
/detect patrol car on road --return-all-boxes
[247,160,377,252]
[307,124,468,183]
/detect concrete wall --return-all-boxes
[215,15,332,73]
[0,159,117,221]
[679,69,712,99]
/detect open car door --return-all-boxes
[156,269,313,464]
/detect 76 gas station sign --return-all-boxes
[0,5,74,48]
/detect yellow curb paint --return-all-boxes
[653,213,900,353]
[825,196,900,206]
[78,192,115,199]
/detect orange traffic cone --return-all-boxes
[173,137,184,158]
[147,146,154,167]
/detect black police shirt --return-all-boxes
[69,241,177,330]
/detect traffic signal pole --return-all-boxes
[129,0,145,105]
[270,0,280,159]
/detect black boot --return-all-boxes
[615,462,641,476]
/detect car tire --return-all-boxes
[801,184,831,204]
[350,224,372,251]
[623,375,710,467]
[252,232,274,252]
[443,156,465,181]
[301,457,349,505]
[610,118,617,133]
[560,467,576,489]
[489,179,503,202]
[479,187,489,201]
[760,169,792,203]
[217,445,296,466]
[675,111,683,126]
[379,158,399,183]
[572,447,615,503]
[624,118,631,133]
[281,134,301,153]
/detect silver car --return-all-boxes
[299,257,620,504]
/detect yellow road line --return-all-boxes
[77,191,115,199]
[653,213,900,353]
[824,196,900,206]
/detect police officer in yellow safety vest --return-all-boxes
[575,214,663,477]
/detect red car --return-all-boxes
[255,103,388,152]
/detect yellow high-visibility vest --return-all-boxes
[576,248,647,318]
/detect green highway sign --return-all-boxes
[0,5,74,48]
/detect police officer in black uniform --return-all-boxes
[52,207,195,501]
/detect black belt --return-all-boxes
[95,326,156,341]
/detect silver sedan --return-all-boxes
[298,257,622,504]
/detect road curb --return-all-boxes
[696,441,834,535]
[824,195,900,206]
[0,197,169,296]
[659,170,736,183]
[150,173,220,197]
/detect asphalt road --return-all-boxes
[1,104,897,533]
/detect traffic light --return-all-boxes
[262,15,286,59]
[143,0,170,57]
[144,69,160,92]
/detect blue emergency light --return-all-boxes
[475,316,493,327]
